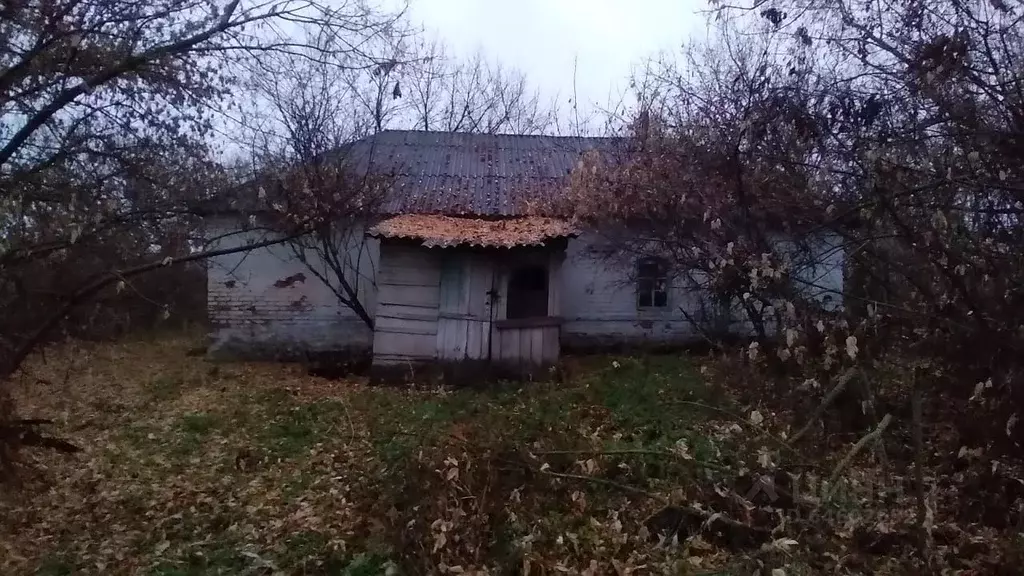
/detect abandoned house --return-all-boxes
[204,130,844,376]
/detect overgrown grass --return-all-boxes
[2,338,745,575]
[362,354,718,455]
[259,398,349,457]
[8,338,1011,573]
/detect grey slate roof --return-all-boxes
[343,130,619,216]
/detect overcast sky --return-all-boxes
[403,0,709,119]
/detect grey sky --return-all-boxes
[405,0,709,118]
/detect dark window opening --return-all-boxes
[506,265,549,319]
[637,257,668,308]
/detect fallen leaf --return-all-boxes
[749,410,764,425]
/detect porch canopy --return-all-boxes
[367,214,576,248]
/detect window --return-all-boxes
[506,265,549,319]
[637,257,668,308]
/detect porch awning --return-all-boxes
[367,214,576,248]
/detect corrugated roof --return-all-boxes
[368,214,576,248]
[341,131,618,216]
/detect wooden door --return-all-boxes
[490,251,562,367]
[436,254,493,361]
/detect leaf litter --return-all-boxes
[1,338,1020,574]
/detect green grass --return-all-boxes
[34,556,74,576]
[178,412,220,435]
[144,373,185,403]
[146,543,249,576]
[116,412,226,461]
[125,354,723,486]
[354,354,733,496]
[145,533,395,576]
[168,412,222,457]
[279,531,340,572]
[11,346,738,575]
[365,355,713,440]
[341,553,397,576]
[259,400,348,457]
[281,471,315,499]
[366,354,710,435]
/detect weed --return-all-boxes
[342,553,397,576]
[279,531,350,573]
[147,543,248,576]
[178,412,220,435]
[7,338,756,576]
[586,355,715,443]
[34,556,74,576]
[144,373,184,403]
[281,471,314,499]
[260,400,346,457]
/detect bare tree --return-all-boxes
[243,40,389,330]
[405,37,451,131]
[318,31,419,134]
[701,2,1024,557]
[555,2,1024,564]
[403,44,556,134]
[234,33,559,341]
[317,36,556,135]
[0,0,405,479]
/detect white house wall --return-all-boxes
[558,232,846,347]
[204,221,845,356]
[559,235,707,348]
[205,216,378,358]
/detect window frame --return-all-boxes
[636,256,669,309]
